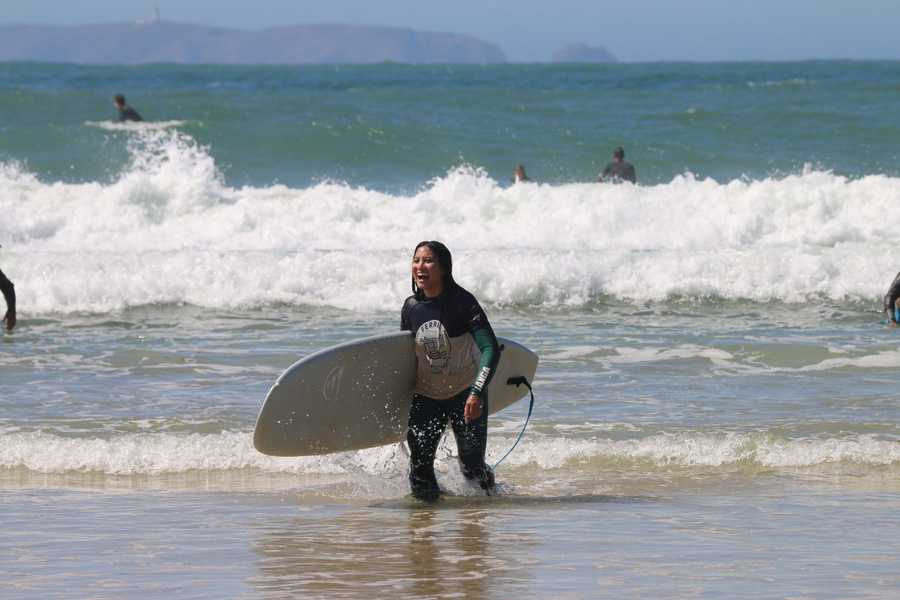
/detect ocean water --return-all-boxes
[1,62,899,598]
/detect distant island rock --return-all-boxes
[550,43,617,63]
[0,21,506,64]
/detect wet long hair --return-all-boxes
[411,240,457,299]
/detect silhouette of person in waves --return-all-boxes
[599,146,636,184]
[113,94,143,122]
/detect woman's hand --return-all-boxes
[464,393,483,423]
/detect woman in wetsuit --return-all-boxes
[401,241,500,501]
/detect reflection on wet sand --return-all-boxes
[249,504,537,599]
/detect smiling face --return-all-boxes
[412,245,445,298]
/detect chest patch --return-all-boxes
[415,319,451,372]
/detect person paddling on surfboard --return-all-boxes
[113,94,143,122]
[884,271,900,326]
[401,241,501,501]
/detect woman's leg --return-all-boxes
[407,395,447,501]
[448,391,495,494]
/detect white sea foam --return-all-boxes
[794,349,900,371]
[0,430,405,477]
[0,429,896,476]
[746,79,810,88]
[498,431,900,470]
[609,345,735,365]
[2,128,899,314]
[543,345,605,360]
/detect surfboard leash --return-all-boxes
[491,376,534,470]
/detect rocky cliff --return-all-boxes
[0,21,506,64]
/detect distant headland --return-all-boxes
[0,20,507,65]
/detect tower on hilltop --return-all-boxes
[136,4,161,26]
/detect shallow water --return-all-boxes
[2,305,899,598]
[2,482,898,598]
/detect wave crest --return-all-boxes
[1,430,896,476]
[1,129,898,313]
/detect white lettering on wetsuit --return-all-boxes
[472,366,491,394]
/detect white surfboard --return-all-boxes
[254,331,538,457]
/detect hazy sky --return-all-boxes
[2,0,898,62]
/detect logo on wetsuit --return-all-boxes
[416,319,451,373]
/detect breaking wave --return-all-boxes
[1,129,898,314]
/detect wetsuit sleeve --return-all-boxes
[625,164,636,183]
[884,272,900,321]
[461,294,499,398]
[0,269,15,314]
[470,326,500,398]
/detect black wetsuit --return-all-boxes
[599,160,637,184]
[118,106,143,122]
[401,284,500,500]
[884,272,900,322]
[0,268,14,320]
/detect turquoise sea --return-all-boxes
[1,62,899,598]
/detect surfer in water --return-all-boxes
[401,241,500,501]
[0,265,15,332]
[513,164,530,183]
[884,271,900,325]
[113,94,143,122]
[598,146,636,184]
